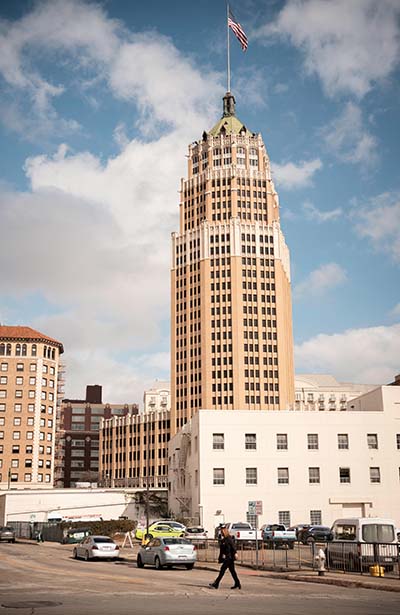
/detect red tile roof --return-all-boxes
[0,326,64,353]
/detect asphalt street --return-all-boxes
[0,542,399,615]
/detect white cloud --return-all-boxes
[390,303,400,319]
[294,263,347,299]
[255,0,400,98]
[272,158,322,189]
[322,102,377,166]
[0,0,221,139]
[303,201,342,222]
[352,192,400,263]
[295,323,400,384]
[0,0,225,403]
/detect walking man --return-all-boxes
[209,526,241,590]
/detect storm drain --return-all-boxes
[1,601,62,609]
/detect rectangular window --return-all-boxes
[338,434,349,449]
[1,363,8,371]
[308,467,320,484]
[277,433,288,450]
[339,467,351,483]
[277,467,289,484]
[213,433,224,450]
[278,511,290,526]
[11,459,19,468]
[397,434,400,450]
[246,467,257,485]
[26,431,33,440]
[367,434,378,449]
[213,468,225,485]
[15,376,23,385]
[370,467,381,483]
[0,390,6,398]
[24,473,32,482]
[310,510,322,525]
[307,434,319,450]
[13,431,20,440]
[14,404,22,412]
[15,390,22,398]
[245,433,257,450]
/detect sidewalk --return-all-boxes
[118,544,400,593]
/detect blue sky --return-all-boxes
[0,0,399,403]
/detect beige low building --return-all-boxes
[168,384,400,533]
[294,374,378,411]
[0,326,64,489]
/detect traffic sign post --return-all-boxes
[248,501,263,568]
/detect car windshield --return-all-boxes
[231,524,251,529]
[93,537,114,544]
[186,528,204,533]
[163,538,190,545]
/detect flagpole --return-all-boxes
[227,2,231,92]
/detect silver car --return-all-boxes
[137,537,197,570]
[0,526,16,543]
[73,535,120,561]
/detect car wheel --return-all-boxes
[185,563,194,570]
[137,555,144,568]
[154,556,163,570]
[84,550,90,561]
[73,548,78,559]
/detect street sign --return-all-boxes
[248,500,263,515]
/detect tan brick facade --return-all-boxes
[0,326,64,488]
[171,93,295,434]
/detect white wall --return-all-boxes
[0,488,141,524]
[169,385,400,534]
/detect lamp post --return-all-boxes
[145,425,150,539]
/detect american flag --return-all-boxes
[228,8,248,51]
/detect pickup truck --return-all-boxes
[261,524,296,549]
[224,522,262,545]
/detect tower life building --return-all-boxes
[171,93,295,434]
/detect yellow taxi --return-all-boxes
[135,521,186,541]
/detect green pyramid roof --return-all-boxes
[208,92,253,137]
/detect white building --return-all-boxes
[294,374,377,411]
[168,385,400,534]
[143,381,170,414]
[0,487,151,525]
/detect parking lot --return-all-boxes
[1,540,400,615]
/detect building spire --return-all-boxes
[222,91,236,117]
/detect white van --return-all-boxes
[327,517,398,571]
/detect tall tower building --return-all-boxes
[171,93,294,434]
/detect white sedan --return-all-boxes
[137,537,197,570]
[73,535,120,561]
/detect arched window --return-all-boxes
[0,344,4,356]
[51,348,55,360]
[47,347,51,359]
[6,344,11,356]
[16,343,21,356]
[43,346,47,357]
[32,344,37,357]
[22,344,27,356]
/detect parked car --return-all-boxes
[261,524,296,549]
[0,526,16,543]
[184,526,208,547]
[224,522,262,545]
[72,535,120,561]
[135,521,186,540]
[298,525,332,544]
[137,537,197,570]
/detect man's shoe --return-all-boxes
[208,583,218,589]
[231,585,241,589]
